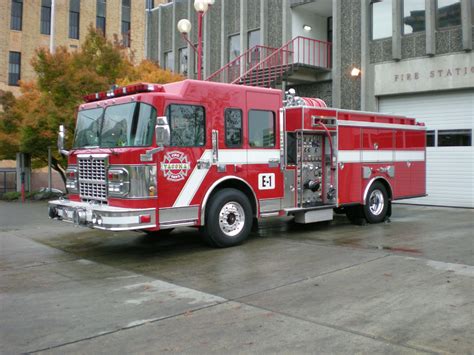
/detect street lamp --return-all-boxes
[177,0,215,80]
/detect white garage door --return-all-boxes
[379,90,473,208]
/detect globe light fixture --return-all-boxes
[177,0,214,80]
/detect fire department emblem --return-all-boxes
[161,151,191,182]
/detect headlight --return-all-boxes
[107,168,130,196]
[66,166,78,192]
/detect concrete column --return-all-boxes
[282,0,290,44]
[220,0,226,68]
[331,0,342,108]
[361,0,369,111]
[240,0,248,75]
[425,0,436,56]
[260,0,268,45]
[461,0,472,51]
[158,7,163,66]
[392,0,402,60]
[172,2,177,72]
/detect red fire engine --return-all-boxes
[49,80,426,247]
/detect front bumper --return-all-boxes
[48,199,156,231]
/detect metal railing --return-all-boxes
[231,36,332,88]
[206,45,279,83]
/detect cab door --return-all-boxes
[246,91,283,216]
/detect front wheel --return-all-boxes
[363,181,389,223]
[203,188,253,248]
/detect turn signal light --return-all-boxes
[139,215,151,224]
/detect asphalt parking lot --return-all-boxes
[0,201,473,354]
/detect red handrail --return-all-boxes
[206,45,279,83]
[231,36,332,88]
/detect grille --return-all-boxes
[78,157,107,201]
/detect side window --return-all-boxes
[166,104,205,147]
[225,108,242,147]
[248,110,275,148]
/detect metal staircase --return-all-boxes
[206,36,332,88]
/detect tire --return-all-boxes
[363,181,389,224]
[203,188,253,248]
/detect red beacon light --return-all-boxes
[83,83,164,102]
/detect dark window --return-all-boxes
[248,30,261,65]
[96,0,106,35]
[69,0,80,39]
[426,130,435,147]
[286,133,297,165]
[8,52,21,86]
[179,47,188,74]
[11,0,23,30]
[166,104,205,147]
[437,0,461,29]
[164,51,174,71]
[438,129,471,146]
[225,109,243,147]
[40,0,52,35]
[146,0,154,9]
[248,110,275,148]
[229,34,240,61]
[371,0,392,40]
[327,16,333,41]
[122,0,131,47]
[403,0,425,34]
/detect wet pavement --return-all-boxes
[0,201,473,354]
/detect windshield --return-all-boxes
[74,102,156,148]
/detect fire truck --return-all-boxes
[49,80,426,247]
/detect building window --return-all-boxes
[40,0,52,35]
[146,0,154,9]
[164,51,174,71]
[437,0,461,29]
[122,0,131,47]
[8,52,21,86]
[426,130,435,147]
[403,0,425,34]
[371,0,392,40]
[179,47,188,75]
[225,109,243,147]
[166,104,205,147]
[229,34,241,62]
[11,0,23,31]
[248,30,261,65]
[96,0,106,35]
[69,0,80,39]
[438,129,471,146]
[248,110,275,148]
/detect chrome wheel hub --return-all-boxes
[369,190,384,216]
[218,202,245,237]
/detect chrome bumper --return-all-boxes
[48,199,156,231]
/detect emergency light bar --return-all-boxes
[83,83,164,102]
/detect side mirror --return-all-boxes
[58,125,70,156]
[155,116,170,146]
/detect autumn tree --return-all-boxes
[0,27,183,188]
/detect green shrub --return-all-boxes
[1,192,21,201]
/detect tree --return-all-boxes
[0,27,184,188]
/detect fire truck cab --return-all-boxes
[49,80,426,247]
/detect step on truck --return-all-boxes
[49,80,426,247]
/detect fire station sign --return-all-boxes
[374,51,474,96]
[161,151,191,182]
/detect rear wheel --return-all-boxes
[363,181,389,223]
[203,188,253,248]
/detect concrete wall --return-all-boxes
[291,7,327,42]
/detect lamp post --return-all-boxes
[177,0,214,80]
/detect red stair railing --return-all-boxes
[231,36,332,88]
[206,45,279,83]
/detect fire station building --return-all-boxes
[146,0,474,208]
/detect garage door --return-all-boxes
[379,90,473,208]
